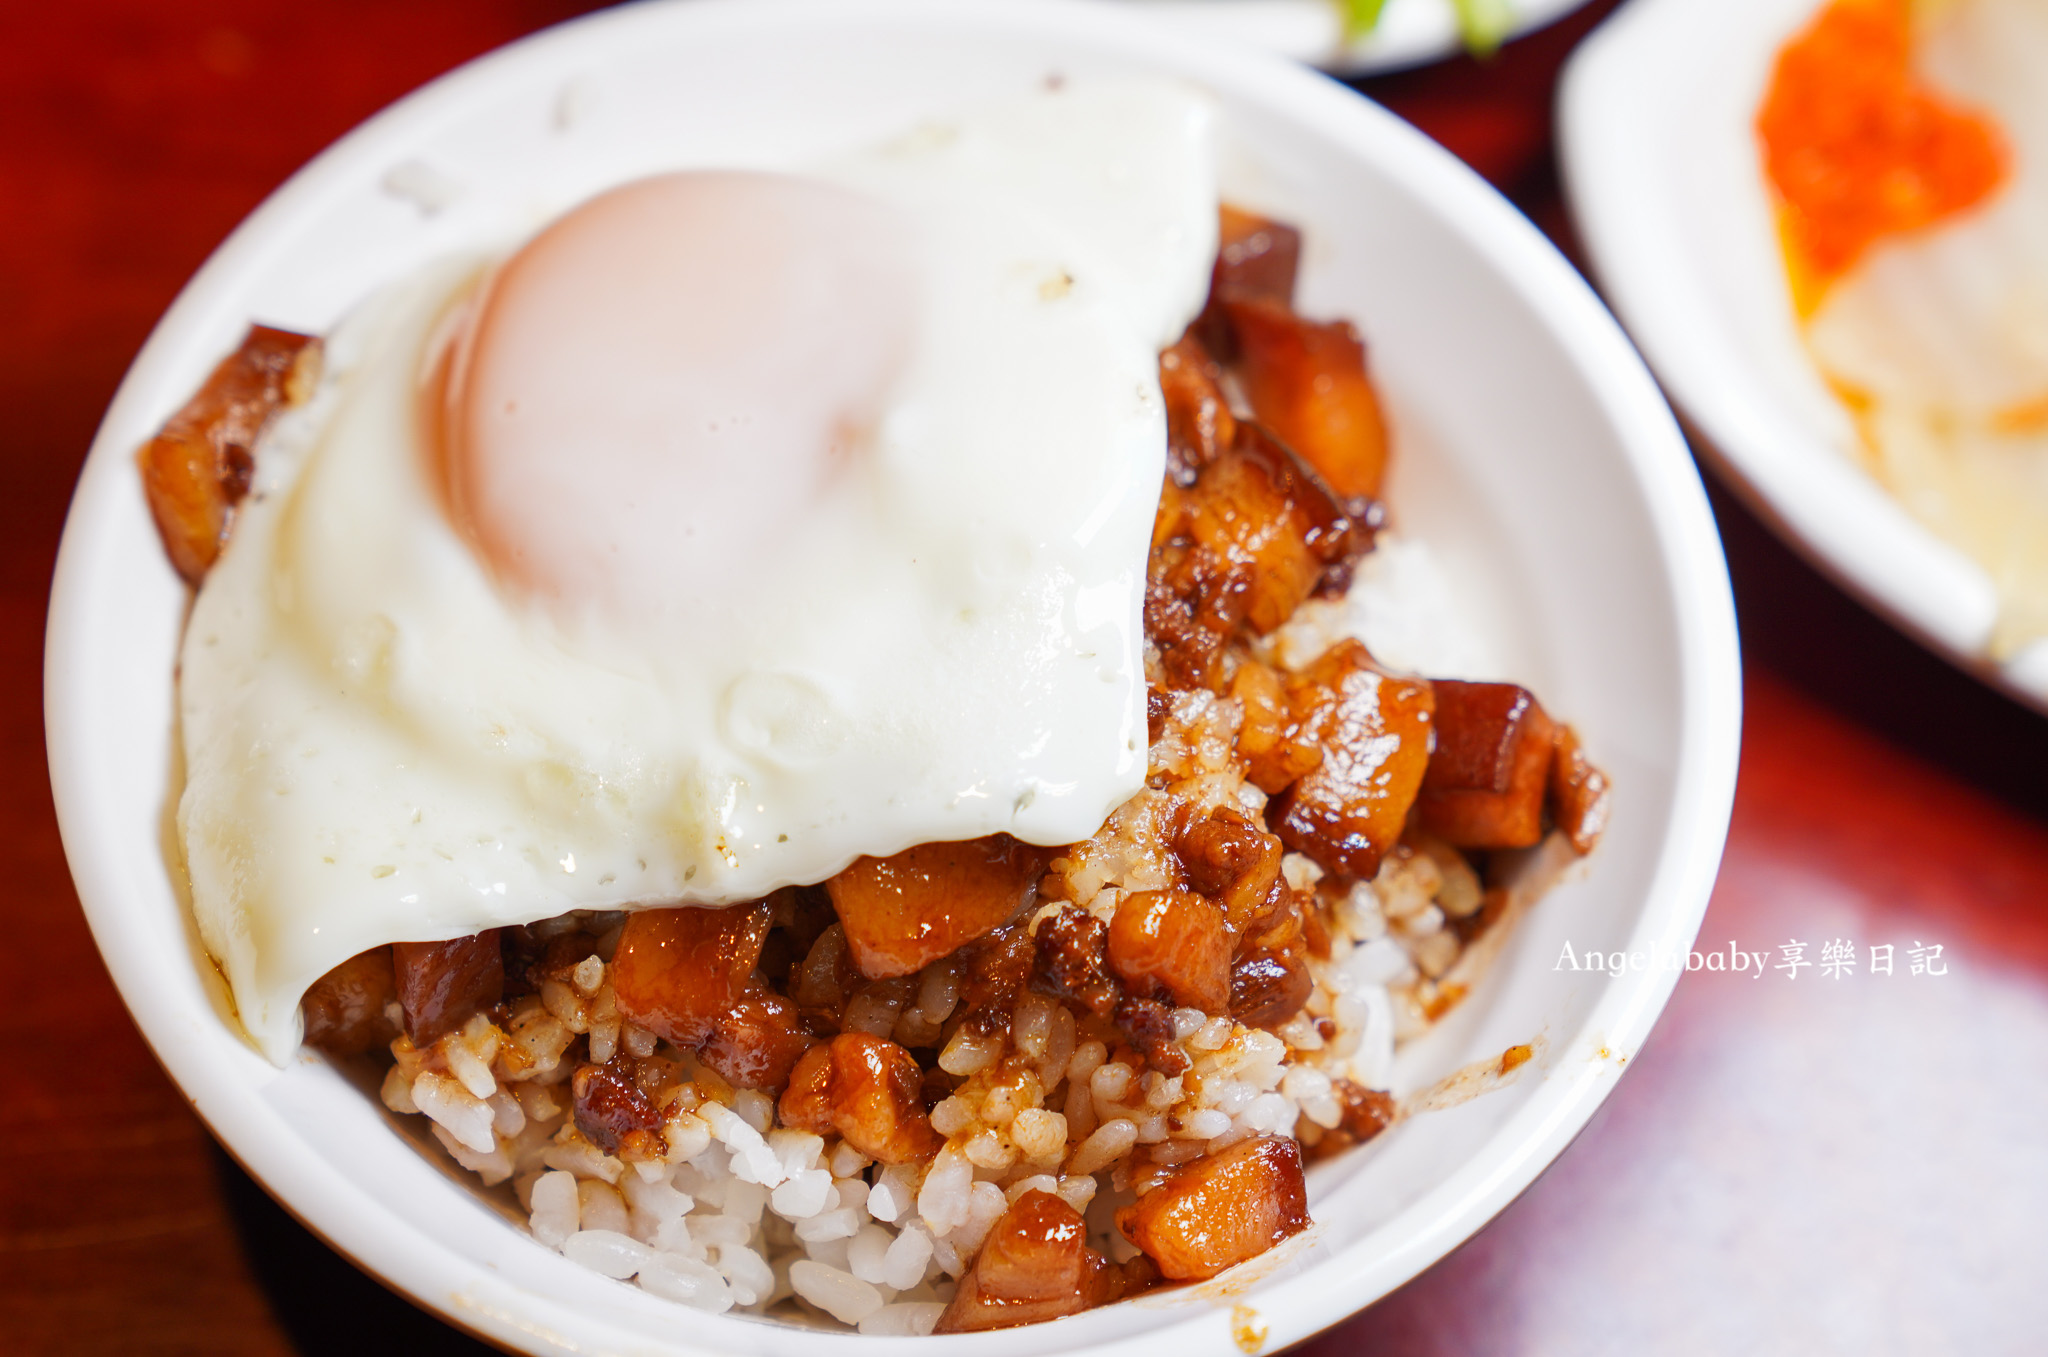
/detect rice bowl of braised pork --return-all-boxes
[45,0,1740,1351]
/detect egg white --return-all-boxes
[177,78,1218,1063]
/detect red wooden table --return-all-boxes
[7,3,2045,1352]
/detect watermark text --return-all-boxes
[1555,938,1948,978]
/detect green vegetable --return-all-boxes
[1338,0,1392,42]
[1338,0,1516,56]
[1448,0,1515,56]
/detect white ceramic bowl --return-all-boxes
[45,1,1739,1351]
[1560,0,2048,712]
[1123,0,1593,74]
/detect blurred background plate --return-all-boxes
[1126,0,1594,74]
[1559,0,2048,715]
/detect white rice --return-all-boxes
[365,535,1525,1329]
[371,827,1478,1326]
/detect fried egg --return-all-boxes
[177,78,1218,1063]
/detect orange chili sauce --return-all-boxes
[1757,0,2009,314]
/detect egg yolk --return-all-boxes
[1757,0,2008,313]
[442,171,918,622]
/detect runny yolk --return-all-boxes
[1757,0,2009,314]
[440,171,916,625]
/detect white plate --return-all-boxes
[1125,0,1594,74]
[45,0,1739,1352]
[1560,0,2048,712]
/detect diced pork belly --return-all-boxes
[1106,889,1232,1014]
[1178,427,1364,637]
[826,836,1044,979]
[1171,804,1285,931]
[1116,1135,1310,1281]
[137,324,319,583]
[301,946,399,1056]
[1211,204,1302,305]
[609,902,772,1047]
[1031,905,1119,1018]
[1417,680,1556,850]
[1268,640,1434,881]
[936,1190,1117,1333]
[951,921,1039,1042]
[1221,294,1389,501]
[1229,890,1314,1031]
[1303,1078,1398,1162]
[697,983,814,1092]
[1230,658,1324,794]
[1549,724,1612,854]
[1147,424,1373,693]
[1159,332,1236,485]
[393,930,504,1046]
[778,1032,943,1164]
[572,1054,668,1159]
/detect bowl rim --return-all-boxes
[1116,0,1595,76]
[45,0,1742,1351]
[1557,0,2048,716]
